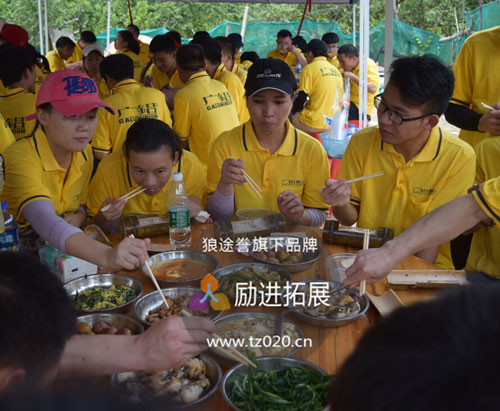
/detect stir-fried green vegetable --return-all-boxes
[227,355,333,411]
[72,285,138,310]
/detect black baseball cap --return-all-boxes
[304,39,328,57]
[244,58,297,97]
[228,33,243,48]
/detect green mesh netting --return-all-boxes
[95,1,500,68]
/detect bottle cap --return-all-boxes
[1,202,8,210]
[172,172,183,182]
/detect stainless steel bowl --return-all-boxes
[281,279,370,327]
[249,236,322,273]
[141,251,220,287]
[221,356,330,411]
[212,262,292,299]
[111,353,221,409]
[76,313,144,335]
[133,287,223,327]
[64,273,143,314]
[209,311,304,367]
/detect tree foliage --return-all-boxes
[0,0,491,50]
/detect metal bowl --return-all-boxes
[212,262,292,299]
[111,353,221,409]
[76,313,144,335]
[64,273,144,314]
[209,312,304,367]
[249,236,322,273]
[281,279,370,327]
[221,356,330,411]
[133,287,223,327]
[141,251,220,287]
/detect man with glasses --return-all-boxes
[322,55,475,269]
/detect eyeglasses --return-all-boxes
[374,94,436,125]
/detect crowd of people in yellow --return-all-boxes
[0,16,500,403]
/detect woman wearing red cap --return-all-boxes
[1,69,149,270]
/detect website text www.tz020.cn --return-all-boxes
[206,335,313,349]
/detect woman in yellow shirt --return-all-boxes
[114,30,143,82]
[87,118,206,233]
[1,69,149,270]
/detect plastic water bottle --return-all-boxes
[0,202,19,251]
[168,172,191,248]
[295,61,302,81]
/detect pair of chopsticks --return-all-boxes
[131,235,255,368]
[359,229,370,296]
[481,102,495,111]
[129,234,170,309]
[180,308,256,368]
[100,186,146,212]
[228,155,263,199]
[321,171,384,190]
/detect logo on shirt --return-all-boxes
[203,92,233,111]
[117,103,159,124]
[281,179,304,187]
[6,117,25,134]
[62,76,97,96]
[412,187,436,196]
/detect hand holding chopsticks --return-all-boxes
[227,155,263,199]
[100,186,146,213]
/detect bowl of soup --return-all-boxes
[141,251,220,287]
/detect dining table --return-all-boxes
[108,222,440,410]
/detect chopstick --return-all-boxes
[228,155,263,199]
[359,229,369,296]
[321,171,384,189]
[128,234,170,309]
[180,308,257,368]
[481,102,495,110]
[100,186,146,212]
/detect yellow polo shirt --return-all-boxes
[92,79,172,156]
[1,128,93,227]
[450,26,500,148]
[349,58,380,115]
[0,113,15,155]
[148,64,185,90]
[0,88,36,140]
[239,60,253,71]
[173,71,239,166]
[87,149,206,217]
[46,50,66,72]
[338,126,476,269]
[328,55,341,71]
[466,137,500,277]
[473,176,500,228]
[231,63,247,85]
[267,48,300,69]
[214,63,249,124]
[298,56,343,130]
[66,41,83,64]
[35,65,49,95]
[138,40,151,68]
[207,120,330,213]
[118,49,143,83]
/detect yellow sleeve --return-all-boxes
[450,41,473,106]
[1,142,52,221]
[298,66,313,94]
[87,158,118,217]
[338,134,364,206]
[173,93,191,141]
[146,64,154,76]
[367,60,380,93]
[79,147,94,207]
[301,139,331,210]
[0,115,15,155]
[170,72,185,89]
[224,78,246,124]
[472,176,500,227]
[206,135,228,194]
[91,107,112,154]
[182,151,207,204]
[474,142,487,184]
[46,51,65,72]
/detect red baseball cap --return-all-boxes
[26,69,114,120]
[0,23,28,48]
